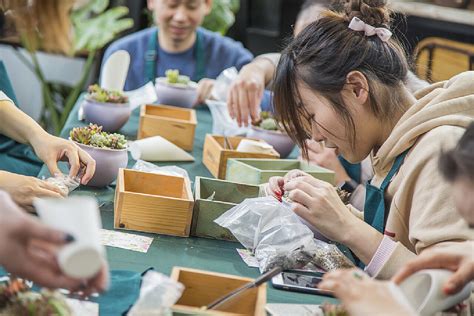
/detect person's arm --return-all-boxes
[227,53,281,126]
[0,99,49,146]
[0,99,95,184]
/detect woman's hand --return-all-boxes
[319,268,416,316]
[266,169,310,200]
[302,139,350,184]
[0,191,109,292]
[30,134,95,185]
[227,63,266,127]
[283,174,356,242]
[393,243,474,295]
[195,78,215,106]
[0,171,65,211]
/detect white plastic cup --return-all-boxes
[398,269,473,316]
[33,196,104,279]
[236,139,275,154]
[129,136,194,162]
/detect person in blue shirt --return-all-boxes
[101,0,253,105]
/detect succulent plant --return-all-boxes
[0,278,71,316]
[253,111,280,131]
[87,84,129,104]
[70,124,126,149]
[165,69,190,85]
[260,118,278,131]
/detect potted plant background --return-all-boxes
[247,111,295,158]
[70,124,128,187]
[83,84,131,132]
[10,0,133,135]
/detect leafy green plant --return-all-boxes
[145,0,240,35]
[87,84,129,103]
[70,124,127,149]
[15,0,133,134]
[202,0,240,35]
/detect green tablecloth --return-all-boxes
[37,95,335,310]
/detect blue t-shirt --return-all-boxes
[102,27,254,91]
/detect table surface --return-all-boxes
[39,96,337,307]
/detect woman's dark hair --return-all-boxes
[439,123,474,182]
[274,0,409,158]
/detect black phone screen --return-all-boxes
[281,272,324,288]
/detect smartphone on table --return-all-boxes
[271,270,333,297]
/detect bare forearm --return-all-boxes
[0,100,48,146]
[341,219,384,264]
[250,53,279,85]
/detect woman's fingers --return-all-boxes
[77,149,96,185]
[64,147,81,179]
[237,83,250,126]
[444,262,474,295]
[392,251,460,284]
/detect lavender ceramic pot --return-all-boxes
[155,78,198,108]
[247,126,295,158]
[82,98,131,132]
[74,141,128,187]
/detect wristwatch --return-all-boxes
[338,178,359,193]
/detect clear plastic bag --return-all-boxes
[211,67,239,102]
[215,197,354,272]
[45,174,80,196]
[128,270,184,316]
[206,100,248,136]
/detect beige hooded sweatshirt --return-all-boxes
[348,71,474,279]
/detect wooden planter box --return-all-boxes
[138,104,197,151]
[192,177,261,241]
[114,168,194,237]
[171,267,266,316]
[202,134,280,179]
[225,159,335,185]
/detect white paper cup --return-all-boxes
[236,139,275,154]
[398,269,473,316]
[33,196,104,279]
[129,136,194,162]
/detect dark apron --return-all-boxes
[0,61,43,176]
[356,148,411,268]
[144,28,206,83]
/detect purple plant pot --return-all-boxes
[74,141,128,187]
[82,98,131,132]
[155,78,198,108]
[247,126,295,158]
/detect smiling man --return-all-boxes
[101,0,253,105]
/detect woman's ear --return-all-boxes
[344,71,369,105]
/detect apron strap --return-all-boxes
[379,148,411,191]
[144,28,206,83]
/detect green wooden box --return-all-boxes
[191,177,261,241]
[225,159,336,185]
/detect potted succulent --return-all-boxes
[246,112,295,158]
[155,69,198,108]
[82,84,131,132]
[0,278,71,315]
[70,124,128,187]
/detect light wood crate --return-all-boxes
[171,267,266,316]
[138,104,197,151]
[114,168,194,237]
[202,134,279,179]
